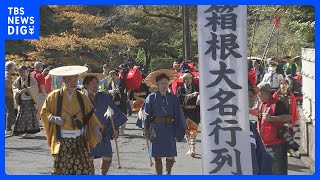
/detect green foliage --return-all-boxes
[100,6,198,72]
[248,5,314,59]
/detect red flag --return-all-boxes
[273,16,279,29]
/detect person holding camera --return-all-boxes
[273,78,300,156]
[255,82,292,174]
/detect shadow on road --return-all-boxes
[18,136,47,140]
[288,163,310,173]
[123,135,145,140]
[6,146,49,156]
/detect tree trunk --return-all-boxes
[182,6,192,60]
[144,49,151,73]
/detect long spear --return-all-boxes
[261,24,276,66]
[249,16,258,58]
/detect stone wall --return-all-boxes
[300,48,315,171]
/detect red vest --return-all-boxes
[257,97,286,146]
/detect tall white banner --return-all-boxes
[198,5,253,174]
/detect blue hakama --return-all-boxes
[89,92,128,158]
[250,122,273,174]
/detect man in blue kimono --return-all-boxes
[82,74,128,175]
[142,69,189,175]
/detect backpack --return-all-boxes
[287,77,302,96]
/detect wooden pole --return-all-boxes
[144,134,154,167]
[276,29,279,58]
[182,6,191,60]
[109,112,122,169]
[261,24,276,66]
[249,16,258,58]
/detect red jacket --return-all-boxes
[31,70,45,93]
[293,75,302,84]
[45,75,52,94]
[257,96,286,146]
[248,68,256,87]
[273,91,300,128]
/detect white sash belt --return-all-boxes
[61,129,82,138]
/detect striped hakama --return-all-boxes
[13,99,40,135]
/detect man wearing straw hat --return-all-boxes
[141,69,189,175]
[40,66,104,175]
[176,72,200,157]
[12,65,41,138]
[80,73,127,175]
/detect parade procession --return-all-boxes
[4,5,314,175]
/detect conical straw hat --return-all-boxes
[49,66,88,76]
[145,69,178,88]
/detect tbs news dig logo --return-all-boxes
[7,7,35,36]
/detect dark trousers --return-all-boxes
[5,96,16,131]
[265,142,288,175]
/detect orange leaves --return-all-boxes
[7,6,141,68]
[29,32,139,53]
[6,54,25,62]
[83,32,140,50]
[62,11,103,26]
[29,33,82,52]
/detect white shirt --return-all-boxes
[261,71,283,89]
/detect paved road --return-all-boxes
[5,114,312,175]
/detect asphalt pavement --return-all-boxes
[5,114,312,175]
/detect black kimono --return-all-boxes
[176,83,200,125]
[107,79,128,116]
